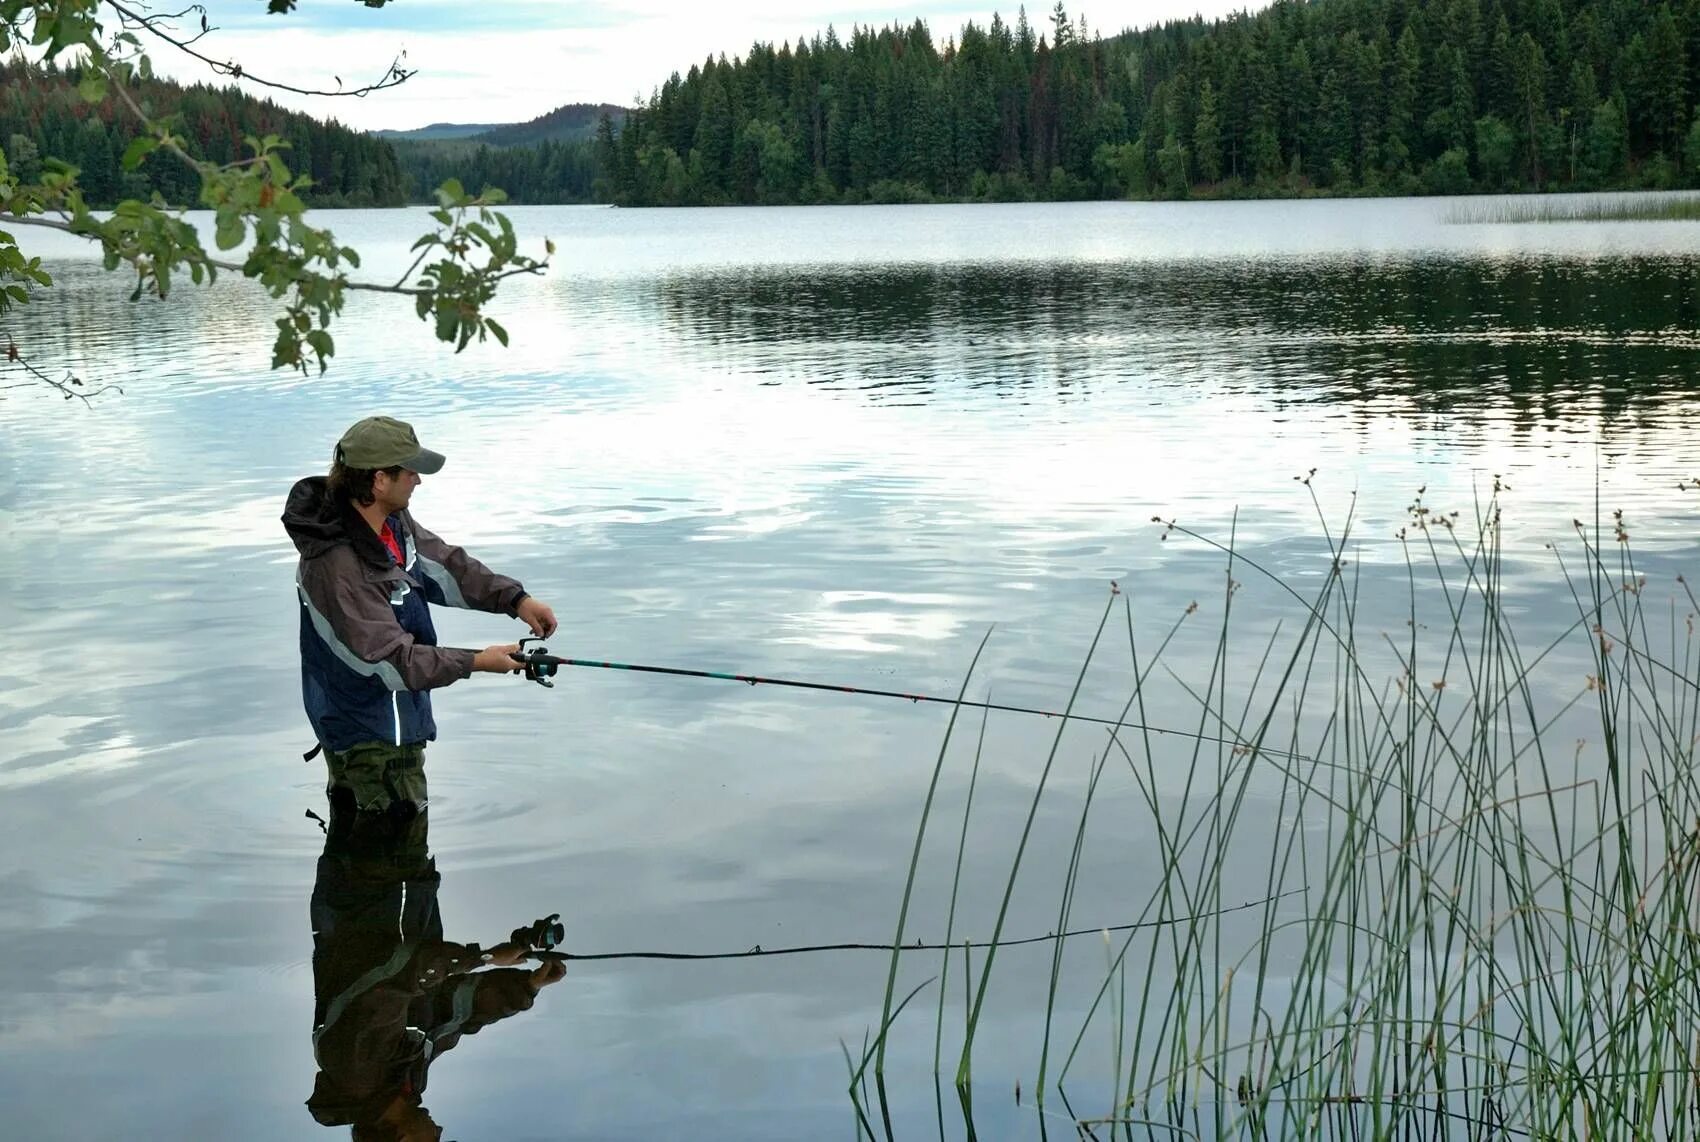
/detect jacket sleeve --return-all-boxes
[405,514,530,616]
[300,551,476,691]
[423,967,541,1057]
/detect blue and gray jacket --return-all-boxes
[282,476,528,752]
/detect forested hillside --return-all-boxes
[390,136,601,203]
[6,0,1697,210]
[386,103,623,203]
[597,0,1700,204]
[476,102,630,147]
[0,58,405,207]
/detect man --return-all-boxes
[282,415,558,815]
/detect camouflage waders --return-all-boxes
[323,741,428,815]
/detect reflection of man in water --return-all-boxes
[307,803,565,1140]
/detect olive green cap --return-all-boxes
[334,416,445,474]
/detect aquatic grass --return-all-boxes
[934,699,991,1069]
[870,626,993,1139]
[955,589,1120,1093]
[855,480,1700,1140]
[1442,193,1700,224]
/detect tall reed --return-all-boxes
[852,484,1700,1141]
[1443,193,1700,224]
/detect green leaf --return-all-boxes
[486,317,508,347]
[121,136,157,172]
[215,215,245,251]
[77,72,107,103]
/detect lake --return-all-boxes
[4,197,1700,1139]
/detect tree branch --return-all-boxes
[102,0,416,97]
[0,213,546,298]
[2,0,543,390]
[109,1,217,48]
[0,334,123,404]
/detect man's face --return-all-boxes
[375,468,422,513]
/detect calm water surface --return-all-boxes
[3,198,1700,1139]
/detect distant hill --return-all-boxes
[374,103,630,148]
[380,102,629,204]
[476,103,629,146]
[373,122,505,141]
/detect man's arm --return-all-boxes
[405,514,529,616]
[301,553,515,689]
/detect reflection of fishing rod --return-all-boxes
[511,637,1193,737]
[528,889,1306,963]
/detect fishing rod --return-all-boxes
[510,637,1262,749]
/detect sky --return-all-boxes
[132,0,1255,131]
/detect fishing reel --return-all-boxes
[510,913,564,951]
[515,637,560,688]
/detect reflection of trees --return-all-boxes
[650,257,1700,435]
[306,808,566,1139]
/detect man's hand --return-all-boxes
[517,596,558,638]
[529,960,567,990]
[473,643,523,673]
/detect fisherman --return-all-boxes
[282,416,558,816]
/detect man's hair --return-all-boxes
[328,460,403,508]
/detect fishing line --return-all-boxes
[495,644,1314,965]
[526,888,1306,964]
[511,639,1316,762]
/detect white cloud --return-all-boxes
[142,1,1254,130]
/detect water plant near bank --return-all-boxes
[852,482,1700,1140]
[1445,194,1700,224]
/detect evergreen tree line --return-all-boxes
[595,0,1700,205]
[10,0,1700,210]
[390,137,599,204]
[0,58,405,208]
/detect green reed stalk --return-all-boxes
[1035,744,1111,1107]
[934,700,991,1079]
[873,625,994,1127]
[955,590,1118,1090]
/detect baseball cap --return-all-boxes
[334,416,445,474]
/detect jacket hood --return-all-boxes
[283,476,392,568]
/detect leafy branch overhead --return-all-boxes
[0,0,546,398]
